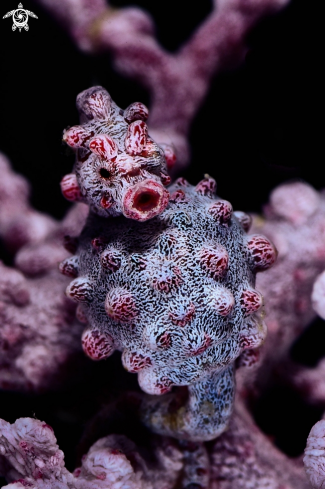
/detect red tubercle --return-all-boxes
[160,172,171,186]
[190,334,212,356]
[66,278,93,303]
[77,87,112,121]
[169,303,195,327]
[169,189,187,203]
[105,288,138,323]
[89,134,118,160]
[41,423,54,432]
[60,174,83,202]
[246,235,277,271]
[208,200,233,224]
[199,245,229,280]
[240,336,258,350]
[175,177,189,187]
[123,351,152,372]
[59,257,78,278]
[240,289,263,315]
[82,328,114,360]
[125,120,148,156]
[63,125,94,148]
[124,101,149,123]
[140,142,157,158]
[161,144,177,170]
[101,249,122,272]
[195,177,217,196]
[91,236,107,251]
[156,331,172,349]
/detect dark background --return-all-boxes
[0,0,323,219]
[0,0,324,482]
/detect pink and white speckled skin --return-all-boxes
[62,86,171,222]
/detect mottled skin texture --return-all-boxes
[62,152,276,440]
[62,86,172,221]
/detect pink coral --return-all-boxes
[0,417,184,489]
[0,260,83,391]
[0,157,89,391]
[0,154,57,253]
[248,181,325,390]
[33,0,289,172]
[304,420,325,488]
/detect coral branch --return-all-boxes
[0,417,184,489]
[0,153,57,254]
[33,0,289,171]
[304,419,325,489]
[248,182,325,389]
[0,261,83,391]
[284,358,325,406]
[211,398,308,488]
[0,156,89,391]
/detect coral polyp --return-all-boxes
[61,86,173,221]
[60,116,277,440]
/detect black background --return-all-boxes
[0,0,324,480]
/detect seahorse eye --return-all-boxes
[99,168,111,179]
